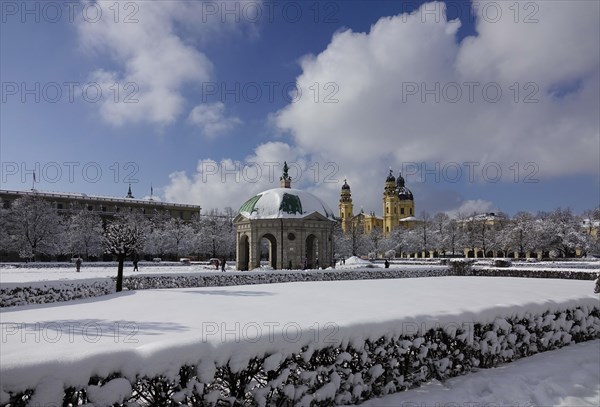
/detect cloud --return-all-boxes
[274,1,599,179]
[76,0,259,126]
[163,1,599,216]
[163,142,307,212]
[188,102,242,138]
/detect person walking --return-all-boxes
[75,257,82,273]
[133,255,139,272]
[384,259,390,268]
[221,258,226,272]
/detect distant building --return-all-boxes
[0,186,201,221]
[339,170,417,237]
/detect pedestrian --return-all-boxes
[384,259,390,268]
[303,258,308,270]
[75,257,82,273]
[221,258,226,272]
[215,259,220,270]
[133,255,139,271]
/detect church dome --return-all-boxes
[239,188,336,220]
[341,180,351,190]
[397,187,414,200]
[395,172,413,200]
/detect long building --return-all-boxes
[0,186,201,220]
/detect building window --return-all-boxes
[386,207,389,214]
[401,208,405,215]
[87,205,93,211]
[410,208,413,215]
[386,226,389,232]
[2,201,10,209]
[56,203,63,210]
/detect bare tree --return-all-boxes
[67,209,104,260]
[419,211,431,256]
[103,213,148,292]
[5,195,64,261]
[163,218,195,259]
[547,208,587,257]
[194,209,235,259]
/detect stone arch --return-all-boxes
[260,233,278,269]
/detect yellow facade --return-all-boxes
[339,171,415,236]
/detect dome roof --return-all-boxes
[341,179,350,190]
[386,169,395,183]
[239,188,336,220]
[395,172,413,200]
[397,186,414,200]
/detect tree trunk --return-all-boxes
[116,254,125,292]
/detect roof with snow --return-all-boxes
[238,188,336,220]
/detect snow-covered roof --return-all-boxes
[0,189,200,209]
[399,216,418,222]
[239,188,335,220]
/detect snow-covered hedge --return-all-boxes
[0,261,185,269]
[471,268,598,280]
[121,269,450,290]
[0,280,114,308]
[3,305,599,406]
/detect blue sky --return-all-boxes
[1,0,598,216]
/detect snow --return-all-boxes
[357,340,600,407]
[1,277,597,394]
[0,264,229,284]
[86,378,132,407]
[239,188,336,219]
[336,256,377,269]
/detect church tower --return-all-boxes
[396,171,415,221]
[382,170,399,236]
[339,179,354,233]
[383,170,415,236]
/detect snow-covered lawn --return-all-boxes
[357,339,600,407]
[0,264,229,284]
[1,277,597,395]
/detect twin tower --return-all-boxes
[339,170,415,236]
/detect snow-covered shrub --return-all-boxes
[0,280,115,307]
[449,259,474,275]
[4,305,599,406]
[493,259,512,268]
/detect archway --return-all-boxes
[260,234,278,269]
[305,234,319,269]
[238,234,249,271]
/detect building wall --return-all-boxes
[0,189,201,221]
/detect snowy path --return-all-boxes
[356,339,600,407]
[1,277,597,392]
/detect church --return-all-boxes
[339,170,418,237]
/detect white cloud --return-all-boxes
[76,0,258,126]
[163,1,599,216]
[274,1,599,179]
[163,142,308,212]
[188,102,242,138]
